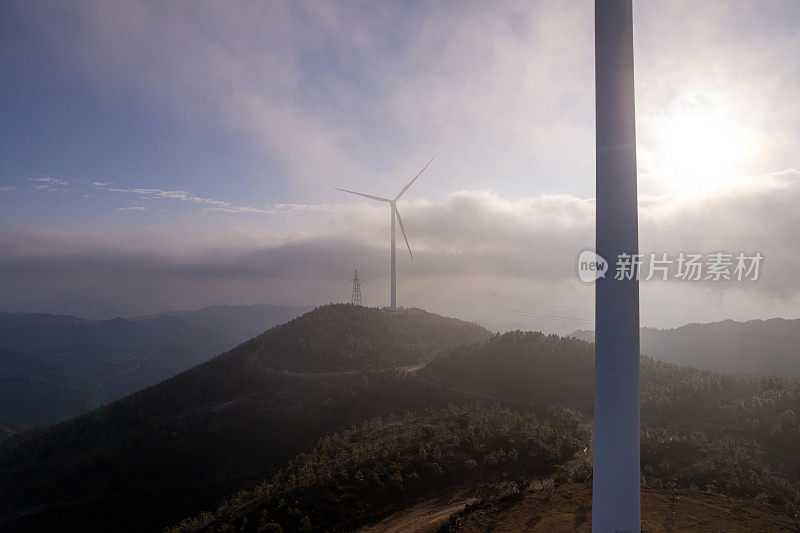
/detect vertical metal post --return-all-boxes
[390,202,397,309]
[593,0,640,531]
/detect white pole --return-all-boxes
[390,202,397,309]
[593,0,640,531]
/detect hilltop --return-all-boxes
[0,304,490,531]
[248,304,491,372]
[168,327,800,531]
[4,315,800,531]
[173,329,800,531]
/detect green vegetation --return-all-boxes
[420,331,594,412]
[249,304,490,372]
[0,370,466,532]
[0,305,488,531]
[4,316,800,531]
[422,330,800,514]
[640,359,800,512]
[169,404,588,532]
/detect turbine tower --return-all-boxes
[336,158,433,310]
[593,0,641,531]
[351,268,362,306]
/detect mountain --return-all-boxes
[169,404,588,532]
[3,313,800,532]
[421,331,595,412]
[0,304,312,429]
[0,304,491,531]
[138,304,314,347]
[570,317,800,377]
[172,330,800,532]
[253,304,490,372]
[420,331,800,512]
[0,313,227,427]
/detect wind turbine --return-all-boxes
[593,0,640,531]
[335,158,433,310]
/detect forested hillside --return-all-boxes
[422,331,800,512]
[0,305,489,531]
[5,316,800,532]
[172,330,800,531]
[170,405,588,532]
[0,313,228,428]
[421,331,595,412]
[249,304,491,372]
[0,304,311,429]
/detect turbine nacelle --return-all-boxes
[334,157,433,259]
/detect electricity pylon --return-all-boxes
[351,269,363,306]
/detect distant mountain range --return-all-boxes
[3,305,799,532]
[0,304,312,429]
[133,304,314,346]
[570,317,800,377]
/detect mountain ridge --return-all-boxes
[570,316,800,377]
[0,304,491,531]
[4,308,800,531]
[0,304,313,429]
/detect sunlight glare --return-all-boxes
[651,96,754,194]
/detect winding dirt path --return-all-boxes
[357,491,477,533]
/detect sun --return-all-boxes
[645,94,755,194]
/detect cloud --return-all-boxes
[92,182,338,215]
[271,203,339,214]
[203,206,269,214]
[2,171,799,327]
[3,1,800,327]
[9,1,799,206]
[6,177,339,216]
[95,182,271,213]
[30,176,68,185]
[633,1,800,189]
[101,185,230,206]
[29,176,69,191]
[204,204,338,214]
[8,1,597,199]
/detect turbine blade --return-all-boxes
[334,188,391,202]
[394,207,413,259]
[395,157,434,200]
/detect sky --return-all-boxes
[1,0,799,332]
